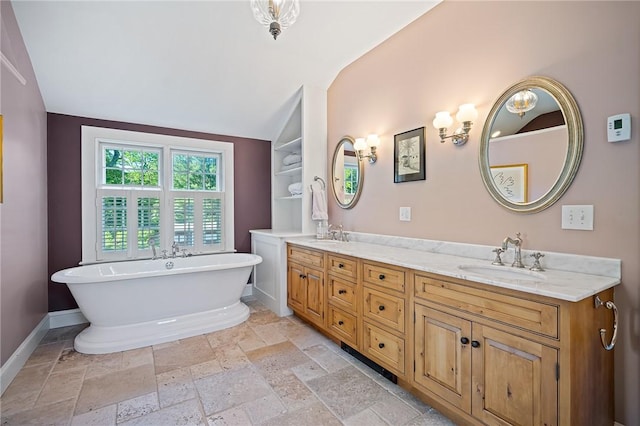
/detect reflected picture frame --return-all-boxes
[490,163,528,203]
[394,127,425,183]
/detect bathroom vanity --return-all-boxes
[285,237,619,426]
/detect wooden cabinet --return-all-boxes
[413,271,613,426]
[361,261,408,378]
[286,243,615,425]
[287,246,325,328]
[326,254,359,348]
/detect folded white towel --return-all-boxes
[280,161,302,172]
[312,189,329,221]
[282,153,302,166]
[288,182,303,195]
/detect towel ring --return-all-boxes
[310,176,326,191]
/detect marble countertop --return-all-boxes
[286,237,620,302]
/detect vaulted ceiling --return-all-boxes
[12,1,440,140]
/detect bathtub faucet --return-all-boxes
[148,238,158,260]
[171,241,180,258]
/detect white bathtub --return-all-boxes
[51,253,262,354]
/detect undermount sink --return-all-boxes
[458,264,546,282]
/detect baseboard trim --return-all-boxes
[49,308,88,329]
[615,422,625,426]
[0,315,49,395]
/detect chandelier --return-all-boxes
[251,0,300,40]
[506,89,538,118]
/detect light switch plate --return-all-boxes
[399,207,411,222]
[562,205,594,230]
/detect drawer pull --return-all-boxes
[460,337,469,345]
[471,340,480,348]
[378,342,385,349]
[338,289,347,295]
[338,263,344,268]
[378,305,385,311]
[378,274,386,280]
[338,320,344,326]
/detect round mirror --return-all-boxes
[331,136,364,209]
[479,76,583,213]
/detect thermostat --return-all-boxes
[607,113,631,142]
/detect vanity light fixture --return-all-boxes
[432,104,478,146]
[506,89,538,117]
[354,134,380,164]
[251,0,300,40]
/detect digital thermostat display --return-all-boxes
[607,113,631,142]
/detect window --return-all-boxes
[344,164,359,196]
[82,127,234,263]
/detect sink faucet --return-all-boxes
[502,233,524,268]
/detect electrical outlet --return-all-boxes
[561,205,594,230]
[399,207,411,222]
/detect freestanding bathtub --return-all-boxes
[51,253,262,354]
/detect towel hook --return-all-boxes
[595,295,618,351]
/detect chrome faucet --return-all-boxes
[502,233,524,268]
[171,241,180,258]
[148,237,158,260]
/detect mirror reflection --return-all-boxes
[480,76,583,213]
[332,136,363,209]
[488,87,567,203]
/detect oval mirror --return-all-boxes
[331,136,364,209]
[479,76,583,213]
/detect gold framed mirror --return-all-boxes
[331,136,364,209]
[479,76,583,213]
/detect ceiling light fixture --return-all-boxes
[251,0,300,40]
[506,89,538,118]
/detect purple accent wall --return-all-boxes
[47,113,271,311]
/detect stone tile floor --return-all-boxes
[0,301,456,425]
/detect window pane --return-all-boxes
[102,196,127,251]
[102,145,160,188]
[203,198,222,246]
[173,198,194,246]
[137,197,160,249]
[172,152,219,192]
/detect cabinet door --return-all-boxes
[414,304,472,413]
[287,262,305,313]
[471,324,558,426]
[304,267,325,327]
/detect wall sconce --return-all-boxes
[354,134,380,164]
[432,104,478,146]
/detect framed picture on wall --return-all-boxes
[490,163,528,203]
[394,127,425,183]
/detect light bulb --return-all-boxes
[433,111,453,129]
[366,134,380,148]
[353,138,367,151]
[456,104,478,123]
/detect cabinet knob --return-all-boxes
[378,305,385,311]
[338,263,344,268]
[338,320,344,326]
[460,337,470,345]
[471,340,480,348]
[299,274,304,279]
[378,343,385,349]
[378,274,386,280]
[338,289,347,295]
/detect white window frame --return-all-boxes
[81,126,234,264]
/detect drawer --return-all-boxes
[415,273,559,338]
[363,322,405,374]
[363,262,405,293]
[327,254,358,279]
[328,306,357,347]
[363,287,405,333]
[328,276,358,312]
[287,245,324,268]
